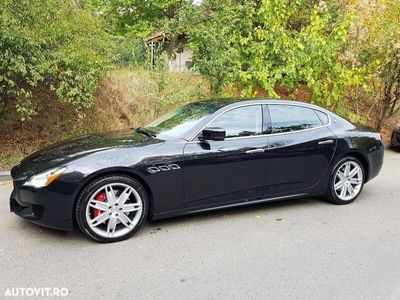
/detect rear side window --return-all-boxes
[268,105,323,134]
[314,110,329,125]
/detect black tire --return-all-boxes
[75,174,148,243]
[324,156,365,205]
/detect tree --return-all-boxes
[337,0,400,129]
[88,0,191,38]
[0,0,112,120]
[88,0,196,68]
[184,0,360,114]
[363,0,400,130]
[184,1,236,94]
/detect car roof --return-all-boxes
[195,98,330,113]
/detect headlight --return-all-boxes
[23,167,67,188]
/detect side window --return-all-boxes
[206,105,263,138]
[268,105,323,134]
[314,110,329,125]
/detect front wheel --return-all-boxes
[324,157,365,205]
[75,175,148,243]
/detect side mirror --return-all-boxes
[199,127,226,141]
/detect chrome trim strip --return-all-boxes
[188,102,331,143]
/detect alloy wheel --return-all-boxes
[85,183,143,238]
[333,161,363,201]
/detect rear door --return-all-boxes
[264,104,336,196]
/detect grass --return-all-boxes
[0,68,209,170]
[94,68,209,129]
[0,150,24,170]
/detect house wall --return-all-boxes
[168,46,193,72]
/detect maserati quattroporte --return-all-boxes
[10,99,384,242]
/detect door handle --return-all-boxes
[318,139,334,145]
[245,148,265,154]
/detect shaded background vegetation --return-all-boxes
[0,0,399,169]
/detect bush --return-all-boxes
[0,0,113,120]
[112,38,149,67]
[185,0,361,116]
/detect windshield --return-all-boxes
[144,101,223,139]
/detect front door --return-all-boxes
[183,105,269,209]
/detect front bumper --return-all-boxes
[9,180,78,231]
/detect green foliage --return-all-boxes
[15,98,37,121]
[349,0,400,129]
[2,0,399,131]
[184,2,236,94]
[0,149,24,170]
[112,38,149,67]
[88,0,190,38]
[0,0,113,120]
[186,0,360,113]
[144,53,207,117]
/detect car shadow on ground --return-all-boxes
[15,196,324,243]
[14,218,85,242]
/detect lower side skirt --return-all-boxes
[151,193,309,221]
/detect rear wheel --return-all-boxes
[324,157,365,205]
[75,175,148,243]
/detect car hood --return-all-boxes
[11,129,160,179]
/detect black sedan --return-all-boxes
[390,124,400,148]
[10,99,384,242]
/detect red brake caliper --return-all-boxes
[93,192,107,218]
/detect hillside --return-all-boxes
[0,69,397,170]
[0,69,208,169]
